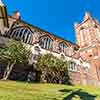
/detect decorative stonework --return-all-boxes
[75,12,100,86]
[0,1,100,86]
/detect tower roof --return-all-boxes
[0,0,4,6]
[84,11,91,20]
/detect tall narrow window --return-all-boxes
[59,43,67,53]
[39,36,53,49]
[68,62,76,71]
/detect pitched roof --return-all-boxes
[8,15,76,46]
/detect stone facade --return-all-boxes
[0,1,99,86]
[75,12,100,86]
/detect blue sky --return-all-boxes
[3,0,100,43]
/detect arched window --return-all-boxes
[59,42,67,53]
[80,28,85,42]
[68,62,76,71]
[6,26,33,44]
[39,36,53,49]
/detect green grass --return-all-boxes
[0,81,100,100]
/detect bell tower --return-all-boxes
[74,12,100,86]
[75,12,100,48]
[0,0,9,35]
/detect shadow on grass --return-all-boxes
[59,89,96,100]
[59,89,72,93]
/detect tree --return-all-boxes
[0,39,30,80]
[37,53,70,84]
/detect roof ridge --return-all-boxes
[8,15,76,46]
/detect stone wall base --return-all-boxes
[69,71,100,87]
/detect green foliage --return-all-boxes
[0,39,30,63]
[37,53,68,71]
[36,54,69,83]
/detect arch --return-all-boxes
[39,35,53,49]
[6,26,33,44]
[40,35,53,41]
[59,42,68,52]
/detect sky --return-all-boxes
[2,0,100,43]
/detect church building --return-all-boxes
[0,0,99,86]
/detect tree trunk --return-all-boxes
[40,68,47,83]
[3,60,16,80]
[58,71,62,84]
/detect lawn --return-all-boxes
[0,81,100,100]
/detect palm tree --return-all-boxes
[0,39,30,80]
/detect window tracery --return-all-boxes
[39,36,53,49]
[6,26,33,44]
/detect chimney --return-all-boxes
[12,11,21,20]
